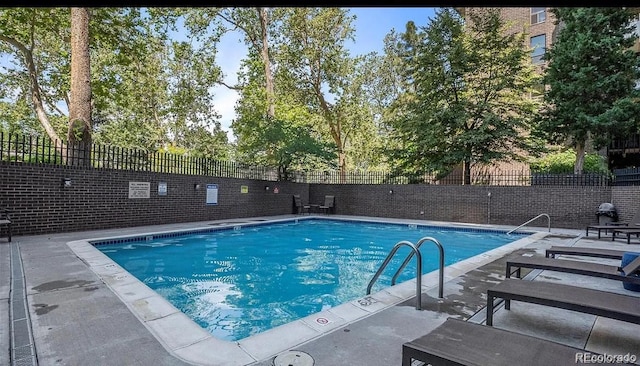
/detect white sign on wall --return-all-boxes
[128,182,150,199]
[158,182,167,196]
[206,184,218,205]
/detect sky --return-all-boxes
[213,7,438,141]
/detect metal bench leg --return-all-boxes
[486,294,494,326]
[401,346,413,366]
[506,264,521,279]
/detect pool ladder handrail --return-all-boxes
[366,240,423,310]
[507,213,551,235]
[391,237,445,299]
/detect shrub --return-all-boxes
[530,149,608,174]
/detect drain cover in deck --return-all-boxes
[273,350,314,366]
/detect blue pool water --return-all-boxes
[95,218,526,341]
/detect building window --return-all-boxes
[531,34,546,64]
[531,8,546,24]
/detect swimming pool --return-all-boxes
[93,217,527,341]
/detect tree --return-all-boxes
[274,8,362,179]
[183,7,276,117]
[333,53,388,170]
[538,7,640,174]
[229,7,384,175]
[0,8,69,142]
[386,8,542,184]
[0,8,232,158]
[232,49,336,176]
[68,7,92,165]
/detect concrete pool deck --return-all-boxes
[2,215,640,365]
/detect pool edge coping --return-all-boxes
[66,216,547,366]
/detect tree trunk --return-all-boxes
[68,7,92,166]
[338,150,346,184]
[463,160,471,185]
[258,8,275,119]
[574,140,586,175]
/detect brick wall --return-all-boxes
[1,163,632,236]
[311,184,613,229]
[611,186,640,222]
[1,162,307,236]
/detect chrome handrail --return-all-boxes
[366,240,423,310]
[391,237,444,299]
[507,213,551,235]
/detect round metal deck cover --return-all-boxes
[273,350,314,366]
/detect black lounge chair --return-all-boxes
[486,278,640,327]
[0,209,11,242]
[506,255,640,286]
[402,317,624,366]
[293,194,310,215]
[318,195,335,215]
[586,207,640,239]
[545,246,629,260]
[611,227,640,244]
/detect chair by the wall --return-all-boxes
[293,195,310,215]
[1,209,12,242]
[319,195,335,215]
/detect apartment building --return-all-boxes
[458,7,640,171]
[456,7,556,69]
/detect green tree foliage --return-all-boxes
[0,8,71,141]
[386,8,542,184]
[232,49,336,176]
[0,8,232,158]
[93,8,230,157]
[538,7,640,174]
[530,149,608,174]
[230,7,383,176]
[273,8,380,178]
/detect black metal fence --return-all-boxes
[0,132,286,181]
[302,170,535,185]
[0,132,617,186]
[612,167,640,186]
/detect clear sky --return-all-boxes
[348,7,437,56]
[215,7,438,141]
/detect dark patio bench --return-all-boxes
[486,279,640,327]
[402,317,628,366]
[545,246,629,260]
